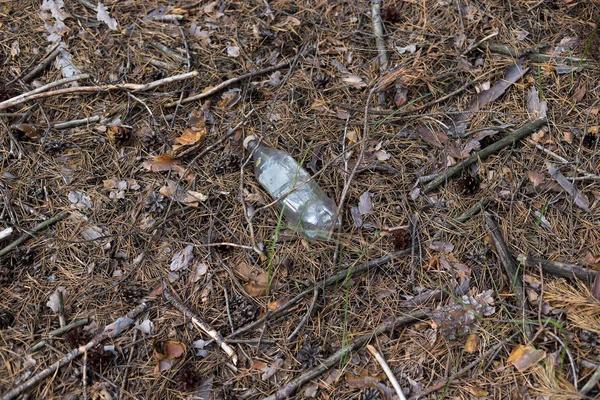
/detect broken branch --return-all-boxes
[423,118,547,193]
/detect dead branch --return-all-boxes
[2,300,152,400]
[485,214,532,338]
[517,254,597,283]
[0,71,198,110]
[52,115,101,130]
[163,288,237,365]
[166,61,291,107]
[367,345,407,400]
[226,249,410,340]
[581,363,600,395]
[0,74,90,110]
[0,211,69,257]
[423,118,547,193]
[264,309,428,400]
[371,0,389,105]
[22,44,62,83]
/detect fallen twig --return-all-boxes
[0,211,69,257]
[517,254,597,283]
[22,44,62,83]
[485,214,532,338]
[52,115,101,130]
[286,287,319,342]
[0,71,198,110]
[30,318,91,353]
[367,344,407,400]
[423,118,547,193]
[580,363,600,395]
[371,0,389,105]
[226,249,410,340]
[163,288,238,365]
[264,309,428,400]
[166,61,291,107]
[2,300,152,400]
[0,74,90,110]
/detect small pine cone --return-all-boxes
[0,264,14,287]
[313,73,330,89]
[381,4,402,23]
[175,368,200,391]
[107,125,132,144]
[0,310,15,329]
[360,387,381,400]
[119,283,144,303]
[582,134,597,149]
[456,175,480,195]
[392,229,411,251]
[230,293,257,328]
[13,247,35,267]
[66,327,92,348]
[213,153,241,175]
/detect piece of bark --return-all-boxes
[517,255,597,283]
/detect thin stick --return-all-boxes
[163,288,238,365]
[286,287,319,342]
[423,118,547,193]
[52,115,101,130]
[22,44,62,83]
[580,363,600,395]
[82,349,88,400]
[371,0,389,105]
[0,72,198,110]
[367,344,407,400]
[410,336,514,399]
[517,254,596,282]
[57,289,66,328]
[166,62,291,107]
[2,301,152,400]
[226,249,409,340]
[0,74,90,109]
[527,139,600,180]
[263,309,428,400]
[485,214,532,339]
[0,211,69,257]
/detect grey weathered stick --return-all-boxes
[0,75,90,110]
[0,71,198,110]
[485,214,532,338]
[517,254,596,283]
[226,249,410,340]
[21,45,62,83]
[0,211,69,257]
[371,0,389,105]
[423,118,547,193]
[53,115,101,130]
[2,301,152,400]
[264,309,428,400]
[163,288,237,365]
[167,61,291,107]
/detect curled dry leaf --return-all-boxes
[170,244,195,272]
[97,1,118,30]
[526,87,547,119]
[159,180,207,207]
[233,261,270,297]
[526,171,545,187]
[546,161,590,212]
[507,344,546,372]
[142,155,180,172]
[341,73,367,88]
[153,340,186,372]
[416,126,447,149]
[47,287,68,312]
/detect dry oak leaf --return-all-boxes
[159,180,207,207]
[153,340,186,372]
[507,344,546,372]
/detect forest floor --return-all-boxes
[1,0,600,399]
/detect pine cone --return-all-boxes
[107,125,132,145]
[230,293,257,328]
[381,4,402,23]
[119,282,144,303]
[582,134,597,149]
[297,340,323,369]
[175,368,200,391]
[456,175,480,195]
[0,263,14,287]
[392,229,411,251]
[360,387,381,400]
[213,153,241,175]
[0,310,15,329]
[66,327,111,369]
[313,73,330,89]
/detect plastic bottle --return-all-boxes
[244,136,340,239]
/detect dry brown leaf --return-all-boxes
[233,261,270,297]
[268,297,289,311]
[546,161,590,212]
[416,126,447,149]
[143,155,179,172]
[159,180,207,207]
[175,127,206,146]
[526,171,545,187]
[341,73,367,88]
[571,81,586,103]
[153,340,186,372]
[465,333,479,353]
[465,386,489,398]
[507,344,546,372]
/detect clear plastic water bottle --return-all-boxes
[244,136,340,239]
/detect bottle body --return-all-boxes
[248,141,340,239]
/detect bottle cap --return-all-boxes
[243,135,257,150]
